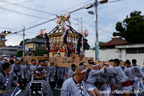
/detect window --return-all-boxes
[126,48,137,54]
[126,48,144,54]
[42,44,45,47]
[0,36,5,40]
[138,48,144,53]
[9,49,16,51]
[36,44,39,47]
[0,43,4,45]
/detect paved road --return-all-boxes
[11,87,61,96]
[10,87,144,96]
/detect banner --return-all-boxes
[11,86,21,96]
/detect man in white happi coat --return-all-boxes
[132,59,144,91]
[0,63,19,96]
[24,67,53,96]
[29,59,37,81]
[86,64,106,96]
[105,59,132,96]
[124,60,136,86]
[21,61,29,89]
[46,63,56,89]
[97,64,111,96]
[56,66,65,88]
[61,66,90,96]
[12,59,22,88]
[67,64,76,78]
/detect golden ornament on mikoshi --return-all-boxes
[56,12,71,25]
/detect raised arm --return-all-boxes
[106,67,118,74]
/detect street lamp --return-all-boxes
[87,0,108,61]
[88,11,94,15]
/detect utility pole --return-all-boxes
[94,0,99,61]
[87,0,108,61]
[23,26,25,57]
[80,17,84,55]
[74,17,84,54]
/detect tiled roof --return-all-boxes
[0,46,23,50]
[25,38,46,44]
[100,37,129,47]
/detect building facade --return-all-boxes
[25,38,47,55]
[85,38,144,67]
[0,33,6,47]
[0,46,23,56]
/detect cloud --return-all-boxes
[0,0,143,46]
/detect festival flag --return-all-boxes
[45,33,50,59]
[11,86,21,96]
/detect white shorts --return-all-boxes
[86,83,96,91]
[122,86,132,93]
[101,87,111,96]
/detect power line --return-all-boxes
[7,1,93,37]
[24,3,91,31]
[72,17,83,32]
[14,17,57,30]
[0,6,47,19]
[4,0,55,15]
[15,34,23,37]
[0,0,35,6]
[56,0,92,14]
[99,33,112,38]
[107,0,124,4]
[13,0,92,29]
[0,26,19,31]
[99,27,113,34]
[3,0,91,35]
[8,0,93,36]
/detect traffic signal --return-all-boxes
[2,31,11,34]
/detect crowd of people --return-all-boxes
[61,59,144,96]
[0,55,144,96]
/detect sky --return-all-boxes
[0,0,144,47]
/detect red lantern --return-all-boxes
[39,29,43,36]
[84,30,88,37]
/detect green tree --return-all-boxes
[92,41,105,49]
[99,41,105,45]
[35,35,46,39]
[19,39,30,46]
[113,11,144,43]
[76,38,90,53]
[83,38,90,50]
[16,50,23,57]
[34,48,45,56]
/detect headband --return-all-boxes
[75,69,87,74]
[36,70,44,74]
[93,64,98,67]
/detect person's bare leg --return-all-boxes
[88,90,97,96]
[94,88,102,96]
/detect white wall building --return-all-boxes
[85,38,144,68]
[0,46,23,56]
